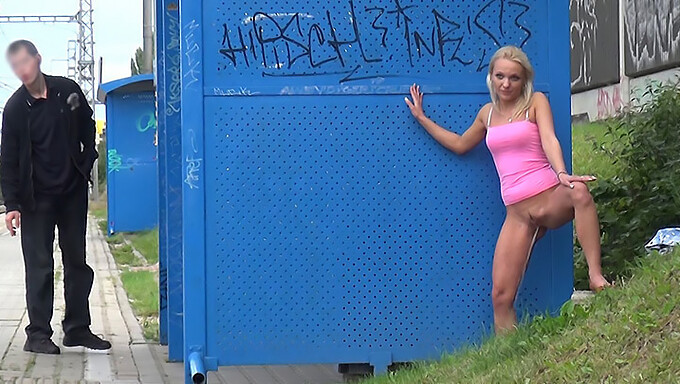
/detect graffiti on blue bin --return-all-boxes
[137,112,158,133]
[108,149,146,173]
[218,0,532,82]
[108,149,124,174]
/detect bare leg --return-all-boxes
[492,215,536,334]
[529,183,610,291]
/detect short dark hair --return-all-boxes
[6,40,39,57]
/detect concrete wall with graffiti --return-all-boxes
[624,0,680,77]
[570,0,680,121]
[570,0,620,92]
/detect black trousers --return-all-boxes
[20,180,93,340]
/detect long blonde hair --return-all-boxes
[486,46,535,119]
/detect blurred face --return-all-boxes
[491,58,525,103]
[7,47,41,85]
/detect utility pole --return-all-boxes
[142,0,154,73]
[76,0,96,110]
[67,40,78,82]
[76,0,98,201]
[0,2,99,200]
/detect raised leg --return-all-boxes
[529,183,610,291]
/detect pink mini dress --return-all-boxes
[485,107,560,206]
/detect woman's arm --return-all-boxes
[405,84,486,155]
[534,92,595,187]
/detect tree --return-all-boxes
[130,47,145,75]
[130,39,155,76]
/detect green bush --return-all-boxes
[582,80,680,288]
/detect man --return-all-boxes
[0,40,110,354]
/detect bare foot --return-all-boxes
[589,274,611,292]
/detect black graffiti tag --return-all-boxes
[218,0,533,82]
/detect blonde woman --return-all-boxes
[404,46,610,334]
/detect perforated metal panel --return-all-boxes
[178,0,573,376]
[204,95,557,364]
[205,0,547,90]
[104,91,159,234]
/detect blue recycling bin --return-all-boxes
[97,74,159,234]
[168,1,574,381]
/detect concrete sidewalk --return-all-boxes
[0,217,177,383]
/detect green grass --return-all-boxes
[572,122,621,180]
[120,270,160,341]
[120,270,159,318]
[361,249,680,383]
[106,233,123,245]
[89,196,109,235]
[98,219,108,235]
[95,212,160,341]
[105,229,159,267]
[111,243,144,267]
[141,316,160,342]
[125,229,159,264]
[89,198,107,221]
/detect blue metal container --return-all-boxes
[174,0,574,381]
[98,74,158,234]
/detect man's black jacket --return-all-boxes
[0,74,98,213]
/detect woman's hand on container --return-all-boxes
[405,84,425,120]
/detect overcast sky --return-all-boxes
[0,0,144,118]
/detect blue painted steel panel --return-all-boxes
[180,0,208,381]
[158,0,186,361]
[104,90,159,233]
[547,1,576,309]
[98,74,154,102]
[179,0,573,376]
[156,0,169,345]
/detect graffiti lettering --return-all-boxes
[570,0,598,88]
[137,112,157,133]
[183,19,201,89]
[107,149,124,174]
[212,86,258,96]
[597,85,622,119]
[218,0,532,83]
[166,10,181,116]
[184,129,201,190]
[184,156,202,190]
[243,12,314,25]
